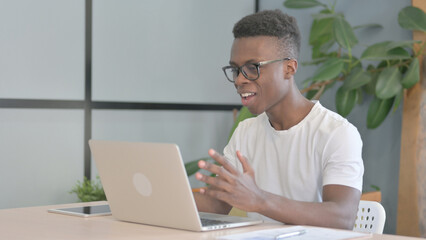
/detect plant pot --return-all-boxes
[361,191,382,202]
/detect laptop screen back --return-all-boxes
[89,140,203,231]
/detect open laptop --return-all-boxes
[89,140,262,231]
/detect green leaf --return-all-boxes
[309,16,334,45]
[341,55,362,72]
[367,97,394,129]
[312,13,342,20]
[312,40,332,59]
[385,40,422,51]
[402,58,420,89]
[283,0,326,8]
[363,70,378,95]
[184,159,202,176]
[386,47,412,59]
[70,176,106,202]
[393,90,403,112]
[375,67,402,99]
[342,67,372,91]
[361,41,411,60]
[301,57,329,66]
[306,89,318,100]
[398,6,426,32]
[333,17,358,50]
[309,10,337,59]
[302,77,314,85]
[357,88,364,104]
[319,39,336,52]
[336,87,357,117]
[362,41,391,58]
[353,23,383,30]
[370,184,381,191]
[312,58,345,82]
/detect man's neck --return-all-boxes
[266,90,315,131]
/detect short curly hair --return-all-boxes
[233,9,301,59]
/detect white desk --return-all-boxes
[0,201,422,240]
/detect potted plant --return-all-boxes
[70,176,106,202]
[283,0,425,128]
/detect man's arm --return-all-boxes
[196,149,361,230]
[258,184,361,229]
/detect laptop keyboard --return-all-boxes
[200,218,232,226]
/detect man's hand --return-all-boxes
[195,150,361,230]
[195,149,266,212]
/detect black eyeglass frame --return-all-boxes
[222,57,291,83]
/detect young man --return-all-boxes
[194,10,364,230]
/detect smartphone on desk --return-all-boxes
[48,204,111,217]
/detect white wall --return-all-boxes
[0,0,254,209]
[0,0,85,100]
[0,109,84,208]
[0,0,85,208]
[92,0,248,104]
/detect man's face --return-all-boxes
[229,36,293,115]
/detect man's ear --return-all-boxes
[284,59,298,79]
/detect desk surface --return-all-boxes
[0,201,422,240]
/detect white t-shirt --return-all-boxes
[223,102,364,221]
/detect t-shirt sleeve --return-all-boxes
[322,123,364,192]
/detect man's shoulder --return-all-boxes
[312,102,361,140]
[314,102,352,128]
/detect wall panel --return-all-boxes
[0,109,84,209]
[0,0,85,100]
[92,0,252,104]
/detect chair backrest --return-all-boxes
[353,200,386,234]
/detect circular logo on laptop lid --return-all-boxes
[133,173,152,197]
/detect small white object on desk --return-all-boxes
[217,225,372,240]
[275,229,306,239]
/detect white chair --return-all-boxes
[353,200,386,234]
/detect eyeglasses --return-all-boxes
[222,58,291,83]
